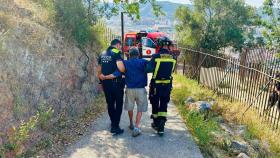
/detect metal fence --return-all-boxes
[176,47,280,130]
[96,20,120,43]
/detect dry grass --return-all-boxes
[14,0,54,25]
[0,12,13,29]
[172,74,280,156]
[217,98,280,155]
[21,94,106,157]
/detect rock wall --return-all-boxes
[0,0,100,140]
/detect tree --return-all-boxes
[31,0,163,49]
[33,0,162,48]
[261,0,280,50]
[83,0,163,21]
[175,0,257,51]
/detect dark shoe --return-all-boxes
[157,123,164,136]
[157,117,166,136]
[110,127,116,133]
[129,124,135,130]
[112,127,124,135]
[151,115,159,131]
[151,122,158,131]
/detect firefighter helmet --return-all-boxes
[157,36,173,48]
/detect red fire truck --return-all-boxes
[124,31,175,58]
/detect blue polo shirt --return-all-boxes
[124,58,148,88]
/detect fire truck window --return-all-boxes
[125,37,134,46]
[144,38,156,48]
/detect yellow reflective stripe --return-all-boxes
[112,48,120,54]
[153,58,176,79]
[152,114,158,118]
[172,60,176,71]
[153,60,161,79]
[155,58,176,63]
[155,80,171,84]
[158,112,167,117]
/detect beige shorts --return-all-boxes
[124,88,148,112]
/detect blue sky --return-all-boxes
[158,0,264,7]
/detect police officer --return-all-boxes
[97,39,125,135]
[146,36,176,136]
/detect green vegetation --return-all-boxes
[31,95,105,157]
[54,0,97,48]
[0,94,105,158]
[31,0,106,50]
[37,103,54,130]
[261,0,280,52]
[0,103,53,157]
[175,0,257,51]
[13,95,28,119]
[172,74,280,157]
[1,113,39,157]
[172,75,221,156]
[31,0,163,51]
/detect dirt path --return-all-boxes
[62,98,203,158]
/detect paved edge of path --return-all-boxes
[62,97,203,158]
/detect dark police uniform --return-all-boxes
[98,46,125,129]
[148,47,176,135]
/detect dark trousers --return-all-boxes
[149,81,172,120]
[102,79,124,128]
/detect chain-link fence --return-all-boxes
[176,47,280,130]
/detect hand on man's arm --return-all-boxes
[145,57,155,73]
[99,69,122,80]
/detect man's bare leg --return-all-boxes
[128,111,134,129]
[135,112,142,128]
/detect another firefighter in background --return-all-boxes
[146,36,177,136]
[97,39,125,135]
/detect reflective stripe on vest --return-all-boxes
[112,48,120,54]
[153,58,176,81]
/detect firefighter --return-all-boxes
[97,39,125,135]
[146,36,177,136]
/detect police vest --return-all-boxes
[99,47,121,76]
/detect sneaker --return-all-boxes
[129,124,135,130]
[111,127,124,135]
[132,127,141,137]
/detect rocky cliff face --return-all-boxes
[0,0,100,140]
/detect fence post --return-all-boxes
[183,59,186,75]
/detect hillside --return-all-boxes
[139,1,191,20]
[0,0,101,156]
[106,1,190,33]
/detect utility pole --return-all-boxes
[121,12,125,53]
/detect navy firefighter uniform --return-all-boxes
[98,41,125,134]
[146,37,177,136]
